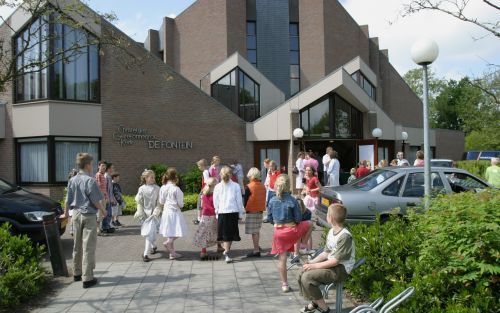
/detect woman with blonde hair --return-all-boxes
[193,159,210,225]
[134,169,161,262]
[158,168,188,260]
[193,177,218,260]
[244,167,266,257]
[209,156,221,182]
[213,166,245,263]
[267,174,313,292]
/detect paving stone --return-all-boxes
[35,213,350,313]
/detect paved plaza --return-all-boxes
[34,211,356,313]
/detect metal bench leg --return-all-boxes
[335,283,343,312]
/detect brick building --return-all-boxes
[0,0,464,199]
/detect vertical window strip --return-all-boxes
[290,22,300,96]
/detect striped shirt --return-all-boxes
[95,171,108,201]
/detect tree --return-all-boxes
[0,0,140,93]
[400,0,500,39]
[403,67,446,126]
[403,68,500,150]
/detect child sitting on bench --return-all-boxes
[298,203,355,313]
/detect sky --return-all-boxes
[1,0,499,80]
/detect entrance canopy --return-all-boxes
[246,56,393,141]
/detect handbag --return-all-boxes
[292,166,299,175]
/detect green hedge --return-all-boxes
[0,223,46,309]
[343,189,500,313]
[148,163,202,193]
[456,160,490,179]
[122,193,198,216]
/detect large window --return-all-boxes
[14,15,100,103]
[300,94,363,139]
[289,23,300,96]
[18,138,49,183]
[246,21,257,67]
[17,137,100,184]
[211,68,260,122]
[351,71,376,101]
[55,138,99,181]
[300,98,329,138]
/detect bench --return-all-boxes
[321,257,366,313]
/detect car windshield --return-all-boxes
[431,161,453,167]
[0,179,16,194]
[351,170,397,191]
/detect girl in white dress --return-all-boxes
[295,152,305,192]
[134,169,160,262]
[158,168,188,260]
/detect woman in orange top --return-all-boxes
[244,167,267,257]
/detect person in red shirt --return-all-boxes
[267,160,281,191]
[95,161,113,234]
[356,160,371,178]
[193,178,218,260]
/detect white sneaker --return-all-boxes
[281,283,290,293]
[225,254,233,263]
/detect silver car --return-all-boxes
[315,167,492,226]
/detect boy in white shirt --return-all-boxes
[298,203,355,313]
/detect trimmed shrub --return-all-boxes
[149,164,168,186]
[343,189,499,313]
[180,165,202,194]
[0,223,46,309]
[456,160,490,179]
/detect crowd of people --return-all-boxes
[66,148,495,312]
[62,152,357,313]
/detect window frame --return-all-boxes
[289,22,300,96]
[210,67,260,122]
[382,176,405,197]
[13,14,101,104]
[16,136,101,186]
[351,70,376,101]
[246,20,257,67]
[299,93,363,139]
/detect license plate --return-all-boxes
[321,197,330,206]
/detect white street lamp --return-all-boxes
[371,128,382,139]
[401,131,408,152]
[411,38,439,202]
[293,128,304,139]
[293,128,305,151]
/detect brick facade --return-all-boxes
[0,22,16,184]
[100,26,253,195]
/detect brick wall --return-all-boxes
[435,129,465,161]
[378,54,423,128]
[173,0,229,86]
[226,0,246,57]
[324,0,370,74]
[0,20,16,184]
[100,24,253,195]
[298,0,326,89]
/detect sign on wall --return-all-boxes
[112,125,193,150]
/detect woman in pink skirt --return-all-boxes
[267,174,313,292]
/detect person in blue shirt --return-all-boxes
[267,174,313,293]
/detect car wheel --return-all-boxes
[379,215,391,224]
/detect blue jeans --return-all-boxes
[101,203,112,230]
